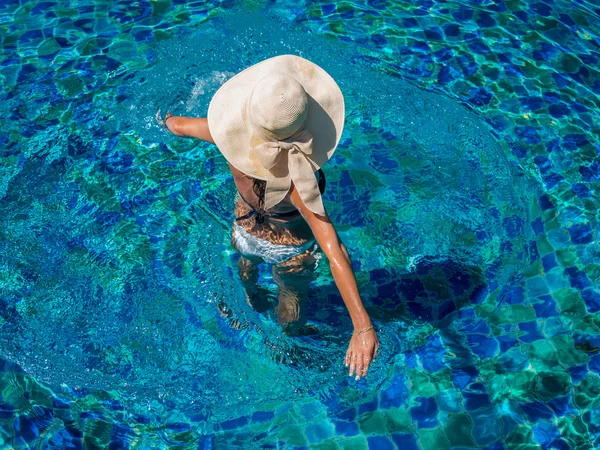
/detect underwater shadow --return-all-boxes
[305,255,492,331]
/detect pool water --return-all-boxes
[1,0,599,449]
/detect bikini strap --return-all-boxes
[235,170,325,224]
[235,191,266,224]
[317,168,326,194]
[235,210,256,222]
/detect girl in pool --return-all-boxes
[160,55,378,380]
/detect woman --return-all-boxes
[160,55,378,380]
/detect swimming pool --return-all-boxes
[0,0,599,448]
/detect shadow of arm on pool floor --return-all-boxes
[303,256,492,332]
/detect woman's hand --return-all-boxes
[345,328,379,380]
[156,109,175,133]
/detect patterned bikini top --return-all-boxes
[235,169,326,225]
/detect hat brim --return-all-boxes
[207,55,345,180]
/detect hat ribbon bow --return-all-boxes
[252,129,325,216]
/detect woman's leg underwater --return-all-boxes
[237,255,272,313]
[272,250,317,335]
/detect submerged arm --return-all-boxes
[289,185,379,379]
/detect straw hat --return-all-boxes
[207,54,345,216]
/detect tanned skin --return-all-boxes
[163,115,379,379]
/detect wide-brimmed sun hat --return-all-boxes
[207,54,345,217]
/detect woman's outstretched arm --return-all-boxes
[164,116,215,143]
[289,184,379,380]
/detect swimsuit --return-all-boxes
[234,169,326,224]
[232,223,318,264]
[232,169,326,264]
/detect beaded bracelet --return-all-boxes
[353,325,374,335]
[156,110,174,131]
[164,111,174,129]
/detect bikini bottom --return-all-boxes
[232,223,317,264]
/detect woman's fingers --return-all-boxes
[347,333,379,380]
[363,353,371,377]
[355,359,364,380]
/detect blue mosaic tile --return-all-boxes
[252,411,274,423]
[404,351,419,370]
[52,397,70,409]
[519,401,555,422]
[367,436,395,450]
[467,334,499,359]
[499,347,529,372]
[532,421,563,450]
[380,374,409,409]
[505,286,525,305]
[579,162,600,182]
[451,366,479,390]
[548,103,570,119]
[568,364,588,384]
[582,410,600,444]
[496,334,518,353]
[572,183,591,198]
[220,416,249,430]
[541,253,558,272]
[526,277,549,297]
[548,393,579,417]
[532,295,559,318]
[333,419,359,437]
[358,396,379,415]
[562,134,589,150]
[543,317,570,337]
[564,267,592,290]
[337,407,357,422]
[436,389,462,414]
[544,269,569,291]
[568,223,593,245]
[531,217,544,235]
[463,391,492,411]
[470,406,502,446]
[391,433,420,450]
[305,421,333,444]
[410,396,439,429]
[518,321,545,343]
[497,401,526,438]
[581,289,600,313]
[588,353,600,374]
[321,3,335,15]
[12,414,40,444]
[538,194,554,210]
[417,335,447,372]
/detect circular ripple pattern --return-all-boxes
[2,0,594,449]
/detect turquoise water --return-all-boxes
[1,0,599,449]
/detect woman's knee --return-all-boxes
[238,256,259,283]
[278,301,307,335]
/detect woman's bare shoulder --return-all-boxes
[228,162,248,179]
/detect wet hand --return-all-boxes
[345,327,379,380]
[156,109,173,131]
